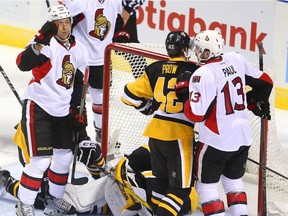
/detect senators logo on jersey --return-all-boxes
[56,55,75,89]
[89,8,111,41]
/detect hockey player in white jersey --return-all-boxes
[63,0,145,143]
[14,5,89,216]
[183,30,273,215]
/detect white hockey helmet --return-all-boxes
[193,30,224,62]
[48,5,71,22]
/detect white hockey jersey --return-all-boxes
[64,0,122,66]
[186,52,270,151]
[19,37,88,117]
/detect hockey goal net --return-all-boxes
[102,43,288,214]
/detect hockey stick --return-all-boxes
[70,67,90,184]
[257,42,268,216]
[43,0,88,185]
[247,158,288,181]
[0,65,23,106]
[45,0,50,8]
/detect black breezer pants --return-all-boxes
[195,142,250,183]
[88,65,103,89]
[21,99,74,157]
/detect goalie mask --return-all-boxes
[193,30,224,63]
[165,31,193,59]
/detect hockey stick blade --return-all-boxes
[71,176,89,185]
[71,67,90,184]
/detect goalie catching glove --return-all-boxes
[246,91,271,120]
[34,21,58,46]
[175,70,193,103]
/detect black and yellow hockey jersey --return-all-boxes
[121,57,199,141]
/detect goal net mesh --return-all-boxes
[102,43,288,213]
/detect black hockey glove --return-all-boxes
[68,106,87,132]
[122,0,145,14]
[34,21,58,46]
[77,139,102,166]
[113,30,131,43]
[137,98,160,115]
[175,70,193,103]
[247,91,271,120]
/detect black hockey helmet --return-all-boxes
[165,31,191,57]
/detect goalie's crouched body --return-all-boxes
[1,142,199,215]
[62,143,199,216]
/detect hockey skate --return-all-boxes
[44,194,77,216]
[0,168,16,197]
[16,201,35,216]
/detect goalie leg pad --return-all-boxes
[114,158,142,212]
[63,176,108,213]
[105,178,147,216]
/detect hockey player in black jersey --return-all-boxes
[121,31,199,215]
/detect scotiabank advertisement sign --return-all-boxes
[137,0,276,80]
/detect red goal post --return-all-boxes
[102,43,170,159]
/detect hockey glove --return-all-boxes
[113,30,131,43]
[247,91,271,120]
[68,106,87,132]
[137,98,160,115]
[175,70,192,103]
[77,139,102,166]
[34,21,58,46]
[78,139,105,180]
[122,0,145,14]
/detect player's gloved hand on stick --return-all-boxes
[138,98,160,115]
[175,70,192,103]
[247,91,271,120]
[77,139,101,166]
[34,21,58,46]
[258,100,271,120]
[68,106,87,131]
